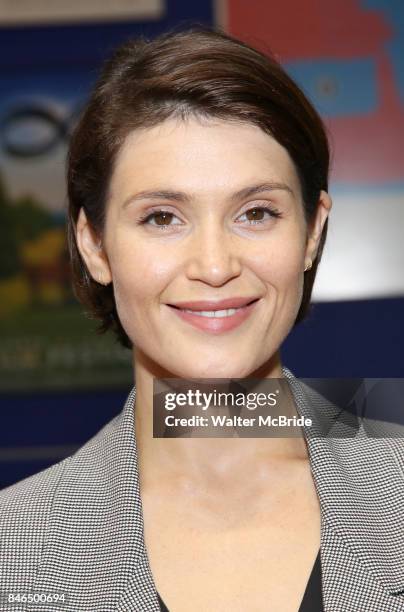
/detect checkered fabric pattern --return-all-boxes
[0,367,404,611]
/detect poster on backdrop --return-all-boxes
[0,0,403,391]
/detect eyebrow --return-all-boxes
[121,181,294,209]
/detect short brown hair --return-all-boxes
[67,25,330,350]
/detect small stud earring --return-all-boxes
[304,259,312,272]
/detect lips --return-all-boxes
[168,296,259,311]
[166,298,260,334]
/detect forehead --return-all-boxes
[109,117,301,198]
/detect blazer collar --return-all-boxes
[34,367,404,609]
[282,366,404,596]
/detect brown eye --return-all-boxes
[153,211,174,226]
[245,208,266,222]
[138,209,182,229]
[238,206,282,225]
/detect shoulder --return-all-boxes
[0,408,124,589]
[0,454,70,514]
[0,456,71,589]
[0,456,72,506]
[0,407,122,518]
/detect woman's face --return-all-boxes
[78,117,330,379]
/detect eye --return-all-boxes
[137,203,283,230]
[137,209,182,229]
[237,205,282,225]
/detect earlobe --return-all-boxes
[76,208,112,285]
[304,190,332,265]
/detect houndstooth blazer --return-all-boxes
[1,366,404,612]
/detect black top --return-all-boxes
[157,548,323,611]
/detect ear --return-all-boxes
[75,207,112,286]
[304,190,332,270]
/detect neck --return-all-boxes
[132,349,309,495]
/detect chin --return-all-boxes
[177,362,254,381]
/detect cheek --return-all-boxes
[106,235,174,319]
[109,257,155,346]
[254,229,305,287]
[253,226,306,323]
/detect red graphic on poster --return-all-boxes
[226,0,404,184]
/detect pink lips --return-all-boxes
[169,296,258,311]
[167,298,260,334]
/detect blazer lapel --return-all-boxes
[283,368,404,610]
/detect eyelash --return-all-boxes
[136,204,283,230]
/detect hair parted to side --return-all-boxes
[67,24,330,350]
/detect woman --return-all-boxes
[1,26,403,612]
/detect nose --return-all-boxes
[184,221,242,286]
